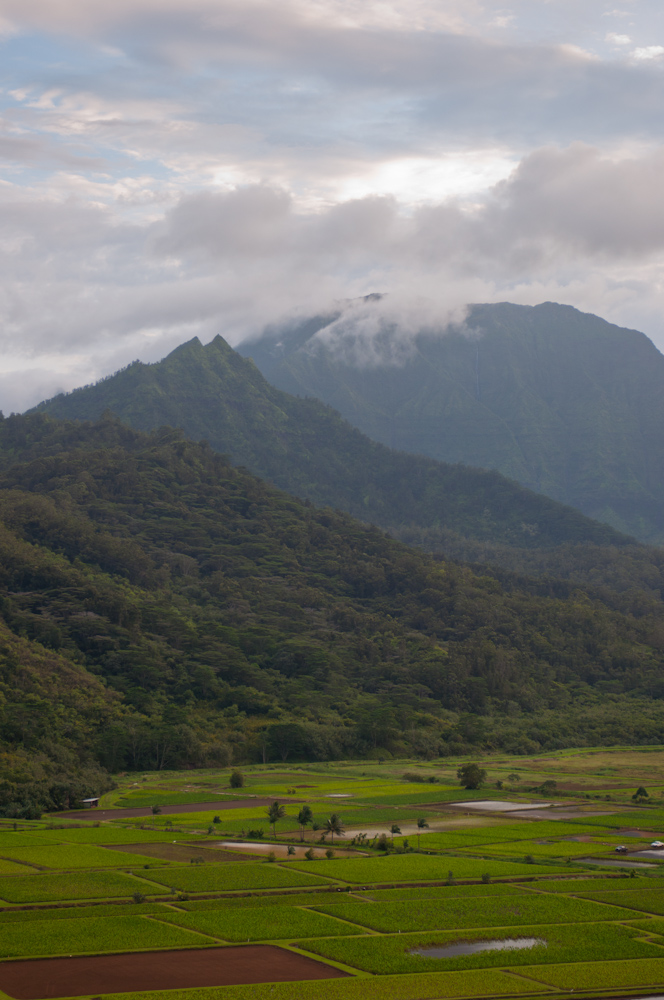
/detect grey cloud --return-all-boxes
[154,145,664,274]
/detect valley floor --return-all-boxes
[4,748,664,1000]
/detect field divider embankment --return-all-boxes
[140,913,230,951]
[278,942,370,977]
[297,905,381,935]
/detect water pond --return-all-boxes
[410,937,546,959]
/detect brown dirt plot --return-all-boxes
[0,946,347,999]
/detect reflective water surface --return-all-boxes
[410,937,546,959]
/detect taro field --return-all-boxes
[5,751,664,999]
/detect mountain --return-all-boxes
[30,332,628,556]
[239,301,664,543]
[2,412,664,814]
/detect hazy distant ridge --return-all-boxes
[240,301,664,543]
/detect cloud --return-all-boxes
[2,1,664,410]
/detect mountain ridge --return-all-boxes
[30,329,630,557]
[239,300,664,542]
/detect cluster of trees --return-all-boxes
[1,413,664,810]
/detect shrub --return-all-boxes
[230,770,245,789]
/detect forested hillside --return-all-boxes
[241,301,664,542]
[1,414,664,814]
[30,334,627,555]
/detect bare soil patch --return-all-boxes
[0,945,347,999]
[61,799,293,820]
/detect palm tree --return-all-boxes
[416,817,429,850]
[297,805,313,841]
[324,813,345,844]
[390,823,401,846]
[266,800,286,838]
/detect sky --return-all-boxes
[1,0,664,411]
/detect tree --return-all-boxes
[266,800,286,837]
[229,770,244,789]
[267,723,308,762]
[416,817,429,850]
[633,786,649,802]
[324,813,345,843]
[390,823,401,845]
[457,763,487,790]
[297,804,313,841]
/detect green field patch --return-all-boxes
[159,903,357,941]
[569,812,664,829]
[576,887,664,914]
[0,844,170,869]
[289,853,572,884]
[521,957,664,990]
[313,892,637,932]
[0,913,213,959]
[178,891,340,910]
[0,833,60,848]
[138,863,331,893]
[525,876,640,892]
[98,968,549,1000]
[363,884,531,902]
[0,859,39,875]
[0,902,171,921]
[620,917,664,936]
[456,838,616,859]
[354,790,459,807]
[0,870,169,903]
[115,792,244,808]
[44,828,208,845]
[297,920,656,974]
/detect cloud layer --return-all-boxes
[1,0,664,410]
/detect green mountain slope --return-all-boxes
[239,301,664,542]
[1,412,664,807]
[30,333,628,553]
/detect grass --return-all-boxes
[178,892,342,910]
[138,862,332,893]
[41,827,209,845]
[0,833,59,847]
[361,884,539,902]
[524,876,642,892]
[297,920,658,974]
[0,902,171,921]
[456,838,616,859]
[0,870,170,903]
[158,903,359,941]
[0,914,214,958]
[521,957,664,990]
[114,792,244,807]
[96,969,550,1000]
[312,892,638,932]
[0,844,169,869]
[0,859,40,875]
[575,887,664,914]
[289,853,573,884]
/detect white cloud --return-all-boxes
[631,45,664,60]
[1,0,664,409]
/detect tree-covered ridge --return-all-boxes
[29,334,628,552]
[241,301,664,542]
[1,412,664,805]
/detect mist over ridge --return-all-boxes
[239,298,664,543]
